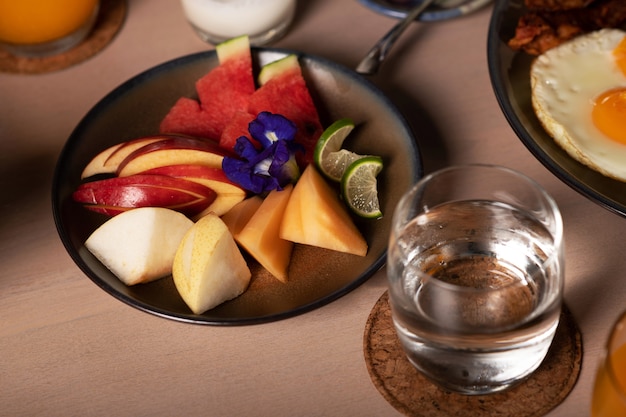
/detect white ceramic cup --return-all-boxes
[180,0,296,46]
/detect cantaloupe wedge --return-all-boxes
[172,213,251,314]
[221,196,264,237]
[235,185,294,283]
[280,165,367,256]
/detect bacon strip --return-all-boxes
[524,0,596,11]
[508,0,626,55]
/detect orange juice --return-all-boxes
[0,0,99,45]
[592,343,626,417]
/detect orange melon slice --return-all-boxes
[235,185,294,282]
[280,165,367,256]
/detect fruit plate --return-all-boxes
[487,0,626,218]
[52,48,423,325]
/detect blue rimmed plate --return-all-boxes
[358,0,493,21]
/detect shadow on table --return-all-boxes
[370,78,450,176]
[0,149,57,249]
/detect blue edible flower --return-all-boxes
[222,112,301,194]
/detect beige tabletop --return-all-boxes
[2,1,625,416]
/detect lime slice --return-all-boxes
[322,149,367,183]
[314,118,364,182]
[341,156,383,219]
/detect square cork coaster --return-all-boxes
[0,0,127,74]
[363,292,583,417]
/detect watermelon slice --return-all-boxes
[195,36,255,136]
[159,35,255,141]
[159,97,221,140]
[248,55,323,166]
[219,110,258,150]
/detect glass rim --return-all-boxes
[392,163,564,269]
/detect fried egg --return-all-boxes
[531,29,626,181]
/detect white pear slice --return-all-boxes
[85,207,194,285]
[173,213,251,314]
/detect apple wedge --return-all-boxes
[173,213,251,314]
[235,185,294,283]
[116,135,232,177]
[81,143,123,179]
[280,165,367,256]
[103,136,166,170]
[80,136,169,179]
[138,164,247,218]
[85,207,194,285]
[73,174,217,217]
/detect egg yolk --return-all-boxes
[614,36,626,76]
[592,87,626,144]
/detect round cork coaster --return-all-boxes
[364,292,583,417]
[0,0,127,74]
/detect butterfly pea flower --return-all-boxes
[222,112,301,194]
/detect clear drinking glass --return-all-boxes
[387,164,564,395]
[180,0,296,46]
[0,0,99,57]
[591,311,626,416]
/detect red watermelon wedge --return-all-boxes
[159,35,255,141]
[247,54,323,166]
[196,36,255,135]
[219,110,258,150]
[159,97,220,140]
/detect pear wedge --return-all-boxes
[85,207,194,285]
[173,213,251,314]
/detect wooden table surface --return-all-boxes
[2,1,624,416]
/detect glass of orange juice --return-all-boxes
[592,311,626,417]
[0,0,99,57]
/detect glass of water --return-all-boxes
[387,164,564,395]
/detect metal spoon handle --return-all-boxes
[356,0,437,75]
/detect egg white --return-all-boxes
[530,29,626,181]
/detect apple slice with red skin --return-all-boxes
[103,136,166,169]
[116,135,233,177]
[73,174,217,217]
[81,143,123,179]
[81,136,182,179]
[138,164,247,218]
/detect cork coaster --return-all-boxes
[0,0,127,74]
[364,292,583,417]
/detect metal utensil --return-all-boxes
[356,0,461,75]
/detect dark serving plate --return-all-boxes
[488,0,626,218]
[52,48,423,325]
[358,0,493,21]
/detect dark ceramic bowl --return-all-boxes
[488,0,626,218]
[52,48,422,325]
